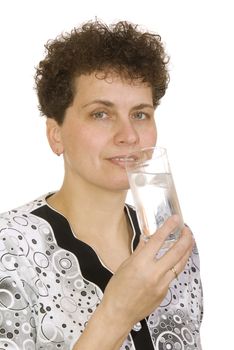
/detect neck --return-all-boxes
[47,174,134,272]
[47,175,129,240]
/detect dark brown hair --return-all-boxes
[35,20,170,124]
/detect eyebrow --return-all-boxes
[131,103,154,111]
[82,99,154,110]
[82,100,114,108]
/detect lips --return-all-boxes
[107,155,136,168]
[110,156,136,161]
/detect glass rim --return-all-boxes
[124,146,169,172]
[124,146,167,159]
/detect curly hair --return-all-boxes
[35,20,170,124]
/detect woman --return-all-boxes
[0,20,203,349]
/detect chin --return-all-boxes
[104,179,130,192]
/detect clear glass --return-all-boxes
[125,146,183,248]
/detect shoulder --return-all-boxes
[0,193,51,224]
[0,193,52,251]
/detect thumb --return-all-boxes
[132,235,146,256]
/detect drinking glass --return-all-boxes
[125,146,183,248]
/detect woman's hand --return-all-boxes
[100,215,194,329]
[73,215,194,350]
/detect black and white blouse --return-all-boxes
[0,194,203,349]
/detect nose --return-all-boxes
[113,119,140,146]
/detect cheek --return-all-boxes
[65,125,106,156]
[151,126,157,142]
[141,125,157,146]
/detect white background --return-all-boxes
[0,1,233,348]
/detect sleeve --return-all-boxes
[191,241,204,325]
[185,233,204,350]
[0,218,37,348]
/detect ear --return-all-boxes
[46,118,64,156]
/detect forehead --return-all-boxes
[73,71,153,103]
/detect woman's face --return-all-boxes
[50,72,157,191]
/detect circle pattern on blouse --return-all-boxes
[0,199,103,349]
[0,195,203,350]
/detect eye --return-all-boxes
[91,111,108,119]
[132,111,148,120]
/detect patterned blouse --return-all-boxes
[0,194,203,349]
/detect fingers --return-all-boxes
[133,217,193,285]
[167,244,193,282]
[172,225,194,263]
[159,226,194,281]
[143,215,181,256]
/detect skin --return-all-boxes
[46,71,194,349]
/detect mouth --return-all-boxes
[107,155,137,168]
